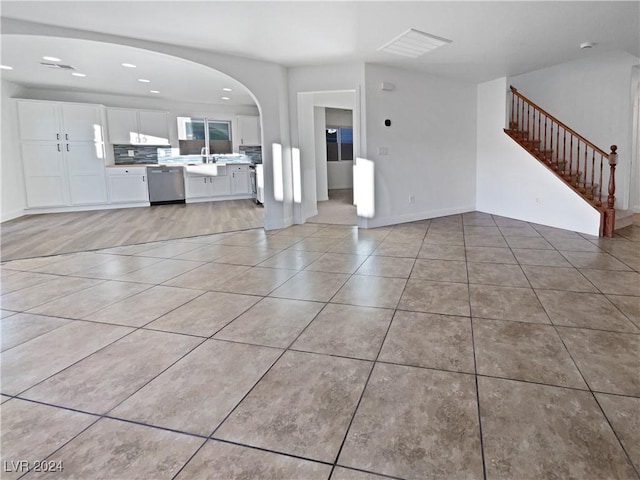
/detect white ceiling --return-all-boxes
[1,1,638,99]
[0,35,257,106]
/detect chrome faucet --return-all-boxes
[201,147,207,163]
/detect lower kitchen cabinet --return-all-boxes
[185,164,252,202]
[230,164,251,195]
[21,141,108,208]
[66,143,108,205]
[21,143,67,207]
[107,167,149,203]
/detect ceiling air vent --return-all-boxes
[40,62,76,70]
[378,28,452,58]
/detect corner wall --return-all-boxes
[476,77,602,236]
[363,64,477,227]
[1,80,26,222]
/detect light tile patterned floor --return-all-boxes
[1,212,639,479]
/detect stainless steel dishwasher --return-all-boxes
[146,166,186,205]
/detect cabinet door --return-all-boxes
[237,116,261,145]
[21,142,67,207]
[108,175,149,203]
[231,170,250,195]
[185,176,210,198]
[65,143,108,205]
[18,101,60,141]
[138,111,170,145]
[210,175,231,196]
[61,104,103,142]
[107,109,139,144]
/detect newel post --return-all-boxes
[604,145,618,237]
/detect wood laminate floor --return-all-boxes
[1,200,264,261]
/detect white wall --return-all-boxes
[18,87,259,156]
[510,51,640,210]
[362,63,477,228]
[314,107,328,201]
[1,80,27,221]
[476,77,602,236]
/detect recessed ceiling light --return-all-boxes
[150,90,160,94]
[42,56,62,62]
[138,78,150,83]
[222,87,232,92]
[221,96,230,100]
[121,63,137,68]
[71,72,86,77]
[580,42,595,49]
[0,65,14,70]
[378,28,452,58]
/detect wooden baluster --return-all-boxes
[556,123,560,169]
[568,134,573,181]
[604,145,618,237]
[511,90,515,127]
[544,115,548,163]
[537,108,541,147]
[526,102,530,138]
[584,143,588,191]
[590,149,595,200]
[598,153,604,206]
[578,140,583,190]
[563,129,567,175]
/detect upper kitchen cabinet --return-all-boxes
[236,115,261,146]
[17,100,103,142]
[107,108,170,145]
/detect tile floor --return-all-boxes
[1,212,639,480]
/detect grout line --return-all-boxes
[464,216,488,480]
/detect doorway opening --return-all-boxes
[297,90,358,226]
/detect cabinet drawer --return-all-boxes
[107,167,147,176]
[229,164,249,172]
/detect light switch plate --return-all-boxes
[378,147,389,155]
[127,150,135,157]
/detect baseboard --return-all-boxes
[264,215,294,231]
[363,205,476,229]
[1,209,25,223]
[24,202,150,215]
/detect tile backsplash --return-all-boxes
[113,145,171,164]
[239,145,262,163]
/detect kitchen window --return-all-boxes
[326,126,353,161]
[177,117,232,155]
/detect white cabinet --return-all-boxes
[17,100,108,208]
[18,101,103,142]
[185,176,211,199]
[185,169,231,200]
[107,108,170,145]
[107,167,149,203]
[20,143,67,207]
[66,143,108,205]
[106,109,138,144]
[185,164,253,202]
[211,175,231,196]
[230,164,251,194]
[236,115,261,146]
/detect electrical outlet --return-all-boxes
[378,146,389,156]
[535,197,540,203]
[127,150,135,157]
[409,195,415,204]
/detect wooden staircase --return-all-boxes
[504,86,619,237]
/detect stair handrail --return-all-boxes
[510,86,609,158]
